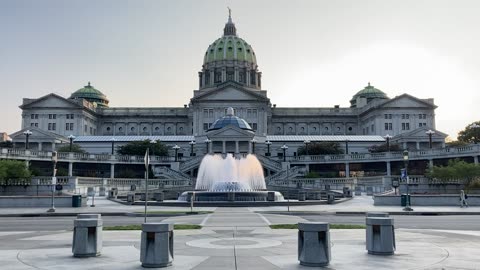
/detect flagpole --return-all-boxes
[144,148,149,223]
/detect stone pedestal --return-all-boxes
[130,184,136,191]
[366,217,396,255]
[327,193,335,204]
[87,187,94,196]
[343,187,352,197]
[140,223,174,268]
[298,191,306,201]
[77,214,102,219]
[72,218,103,257]
[298,222,330,267]
[109,189,117,199]
[127,193,136,204]
[355,186,362,196]
[154,192,164,202]
[324,185,330,191]
[314,192,321,200]
[366,212,389,218]
[99,186,106,196]
[366,187,374,196]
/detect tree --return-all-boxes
[56,144,86,153]
[117,140,169,156]
[458,121,480,144]
[0,160,31,185]
[426,159,480,188]
[297,142,344,155]
[368,143,402,153]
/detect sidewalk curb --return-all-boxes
[0,211,211,218]
[255,211,480,216]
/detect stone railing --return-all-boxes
[256,155,283,171]
[154,166,192,181]
[179,155,204,172]
[265,166,306,183]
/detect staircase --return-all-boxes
[265,166,306,185]
[154,166,192,182]
[256,155,282,172]
[179,156,204,173]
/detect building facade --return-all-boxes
[15,14,447,155]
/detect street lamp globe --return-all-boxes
[403,149,409,161]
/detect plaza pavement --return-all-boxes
[0,196,480,269]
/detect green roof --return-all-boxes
[70,82,109,107]
[350,83,388,103]
[203,36,257,65]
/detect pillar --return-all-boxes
[386,161,391,176]
[209,141,212,154]
[345,163,350,178]
[248,141,252,154]
[25,160,29,169]
[474,156,479,165]
[68,162,73,177]
[38,142,42,151]
[210,70,214,85]
[51,142,56,151]
[429,159,434,168]
[222,140,226,154]
[235,141,239,154]
[416,141,420,150]
[402,142,407,150]
[110,164,115,179]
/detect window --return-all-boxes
[401,114,405,119]
[385,123,389,130]
[406,123,410,130]
[118,127,123,132]
[65,123,69,130]
[90,127,93,134]
[106,127,111,131]
[419,123,427,127]
[66,114,74,119]
[35,123,38,127]
[402,123,406,130]
[48,114,56,119]
[406,114,409,119]
[31,123,35,127]
[251,123,257,131]
[371,124,374,132]
[31,114,34,119]
[48,123,52,130]
[203,123,209,131]
[130,127,135,131]
[85,125,88,132]
[388,123,392,130]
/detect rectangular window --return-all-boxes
[406,114,409,119]
[35,123,38,127]
[401,114,405,119]
[251,123,258,131]
[49,114,52,119]
[402,123,406,130]
[84,125,87,132]
[66,123,69,130]
[419,123,422,128]
[406,123,410,130]
[388,123,392,130]
[35,114,38,119]
[423,114,427,119]
[66,114,70,119]
[203,109,209,117]
[252,109,257,118]
[384,114,388,119]
[90,127,93,134]
[71,114,74,119]
[371,124,374,132]
[418,113,422,119]
[30,123,34,127]
[203,123,209,131]
[385,123,389,130]
[48,123,52,130]
[30,114,34,119]
[52,123,56,130]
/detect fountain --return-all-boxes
[178,154,284,202]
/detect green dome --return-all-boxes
[203,12,257,65]
[203,36,257,65]
[70,82,109,107]
[350,83,388,107]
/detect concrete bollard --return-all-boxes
[72,218,103,257]
[127,193,136,204]
[77,214,102,219]
[87,187,94,197]
[366,187,374,196]
[343,187,352,197]
[267,191,275,202]
[314,192,321,200]
[154,192,164,202]
[298,191,306,201]
[298,222,331,267]
[327,193,335,204]
[140,223,174,268]
[99,186,106,196]
[130,184,136,191]
[355,186,362,196]
[366,217,396,255]
[324,184,330,191]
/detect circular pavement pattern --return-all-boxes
[186,237,283,249]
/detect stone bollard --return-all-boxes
[130,184,136,191]
[327,193,335,204]
[87,187,95,197]
[366,217,396,255]
[72,217,103,257]
[267,191,275,202]
[314,192,321,200]
[343,187,352,197]
[109,189,117,199]
[324,184,330,191]
[298,191,306,201]
[366,187,374,196]
[140,223,174,268]
[127,193,136,204]
[99,186,106,196]
[298,222,331,267]
[355,186,362,196]
[77,214,102,219]
[154,192,164,202]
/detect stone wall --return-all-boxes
[0,195,86,207]
[374,194,480,206]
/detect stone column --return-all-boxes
[474,156,479,165]
[110,164,115,179]
[246,69,251,86]
[235,141,239,154]
[38,142,42,151]
[52,142,56,151]
[345,163,350,178]
[222,141,226,154]
[221,68,226,82]
[234,67,239,82]
[210,70,214,85]
[68,162,73,177]
[416,141,420,150]
[403,142,407,149]
[386,161,391,176]
[429,159,434,168]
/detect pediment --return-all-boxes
[380,94,435,109]
[207,125,255,139]
[394,127,448,139]
[191,83,269,103]
[10,127,68,143]
[20,93,81,109]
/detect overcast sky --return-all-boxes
[1,0,479,139]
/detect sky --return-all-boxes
[1,0,479,139]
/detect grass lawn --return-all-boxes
[270,224,366,229]
[104,224,202,230]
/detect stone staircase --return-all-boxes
[256,155,283,172]
[265,166,306,185]
[154,166,192,182]
[179,156,204,173]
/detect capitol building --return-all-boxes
[12,13,446,157]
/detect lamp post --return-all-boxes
[173,144,180,162]
[250,139,257,154]
[189,141,196,156]
[303,140,310,155]
[204,139,211,154]
[345,139,349,155]
[403,150,413,211]
[281,144,288,162]
[110,138,116,155]
[426,130,435,149]
[47,151,57,213]
[385,134,392,152]
[265,140,272,156]
[23,130,32,150]
[68,134,75,152]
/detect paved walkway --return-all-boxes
[1,207,480,269]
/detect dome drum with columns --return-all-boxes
[199,11,261,90]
